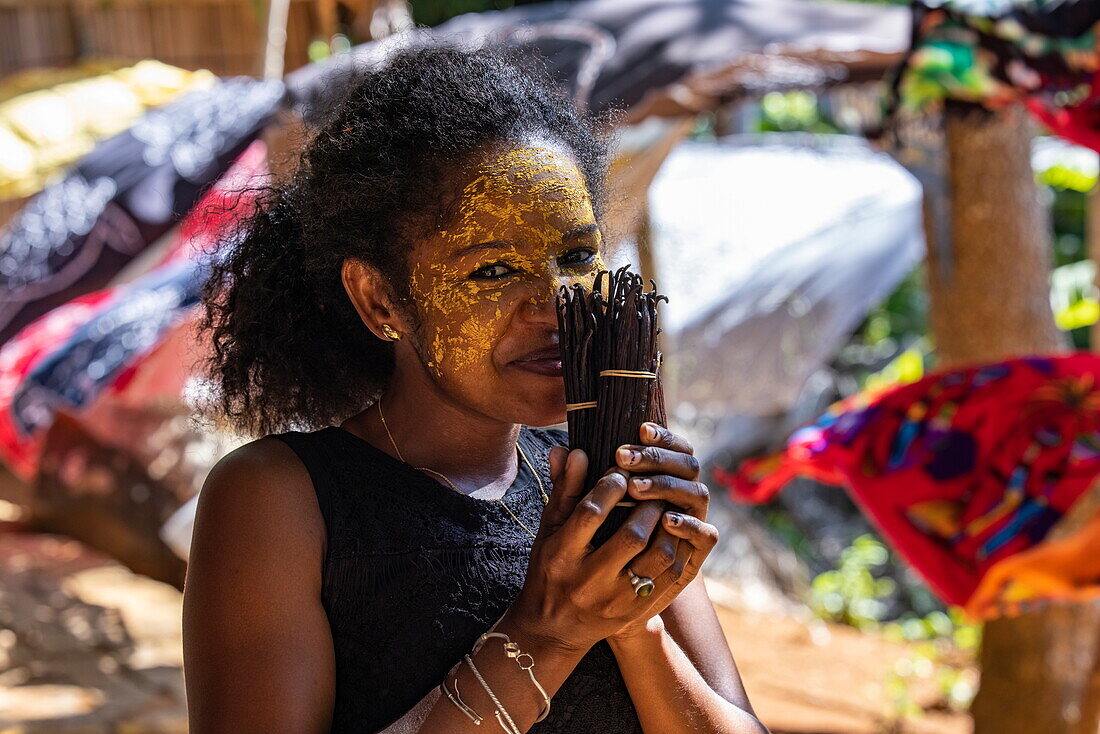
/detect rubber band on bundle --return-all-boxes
[599,369,658,379]
[565,401,597,412]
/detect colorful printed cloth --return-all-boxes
[716,354,1100,607]
[893,1,1100,152]
[0,77,283,347]
[0,142,266,481]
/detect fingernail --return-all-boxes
[665,512,682,526]
[631,477,652,493]
[644,423,659,441]
[618,446,639,466]
[604,467,628,482]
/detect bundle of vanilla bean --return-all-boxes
[557,265,668,549]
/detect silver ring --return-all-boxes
[627,567,655,597]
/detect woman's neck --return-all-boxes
[348,365,522,497]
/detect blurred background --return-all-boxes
[3,0,1100,732]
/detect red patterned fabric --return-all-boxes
[0,141,265,481]
[716,354,1100,607]
[1026,74,1100,153]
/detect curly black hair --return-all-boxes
[195,43,616,438]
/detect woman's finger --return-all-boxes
[537,448,589,540]
[586,499,666,570]
[548,445,566,482]
[640,514,709,604]
[638,422,695,456]
[615,444,700,480]
[656,512,718,588]
[619,523,681,584]
[556,468,631,557]
[627,475,709,520]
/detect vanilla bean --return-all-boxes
[555,266,668,549]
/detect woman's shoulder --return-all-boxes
[201,434,321,514]
[192,435,327,570]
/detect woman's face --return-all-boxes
[404,140,606,426]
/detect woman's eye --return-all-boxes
[469,262,517,280]
[559,247,597,268]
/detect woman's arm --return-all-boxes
[415,608,595,732]
[374,610,599,734]
[603,424,767,733]
[660,575,756,711]
[608,611,767,734]
[182,439,336,733]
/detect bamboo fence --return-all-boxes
[0,0,320,79]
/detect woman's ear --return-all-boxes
[340,258,406,341]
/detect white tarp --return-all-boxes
[648,133,925,460]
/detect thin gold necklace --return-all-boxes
[375,396,548,539]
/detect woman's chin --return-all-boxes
[501,369,566,425]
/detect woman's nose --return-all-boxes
[523,283,559,324]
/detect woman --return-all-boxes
[183,45,766,734]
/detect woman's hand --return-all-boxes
[607,422,718,642]
[506,423,718,652]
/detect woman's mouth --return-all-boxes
[510,357,563,377]
[510,345,563,377]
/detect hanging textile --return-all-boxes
[716,354,1100,609]
[0,77,284,347]
[891,1,1100,151]
[0,60,217,201]
[0,141,267,481]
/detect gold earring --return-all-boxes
[381,323,401,340]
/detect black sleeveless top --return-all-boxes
[268,424,644,734]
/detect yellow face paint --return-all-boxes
[408,144,604,378]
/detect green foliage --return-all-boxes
[848,268,931,391]
[411,0,519,27]
[810,534,896,629]
[860,268,928,349]
[1039,163,1097,194]
[761,507,818,562]
[1036,156,1097,347]
[756,91,842,134]
[308,34,353,62]
[882,608,981,717]
[811,536,980,720]
[1039,164,1092,270]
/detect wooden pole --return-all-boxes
[925,101,1066,369]
[260,0,292,80]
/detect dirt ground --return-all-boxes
[0,530,973,734]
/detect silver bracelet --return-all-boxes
[473,632,551,723]
[440,666,484,726]
[464,654,521,734]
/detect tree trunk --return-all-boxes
[973,606,1100,734]
[925,101,1066,370]
[925,102,1097,733]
